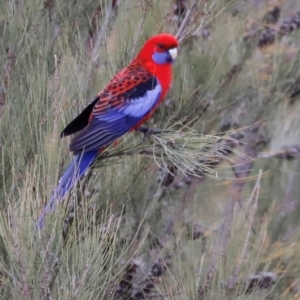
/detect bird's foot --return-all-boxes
[137,126,162,143]
[137,126,162,134]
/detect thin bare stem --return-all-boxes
[92,0,125,64]
[175,0,198,42]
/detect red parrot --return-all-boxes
[37,33,178,228]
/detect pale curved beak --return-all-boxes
[168,48,178,60]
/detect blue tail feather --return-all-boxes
[36,150,98,229]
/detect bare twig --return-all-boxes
[258,144,300,160]
[52,54,60,140]
[175,0,198,42]
[91,0,124,64]
[227,170,262,293]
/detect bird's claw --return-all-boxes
[137,126,162,143]
[138,126,162,134]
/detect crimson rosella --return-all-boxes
[37,33,178,228]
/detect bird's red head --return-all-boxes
[136,33,179,67]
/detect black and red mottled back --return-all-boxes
[93,63,156,113]
[60,64,158,139]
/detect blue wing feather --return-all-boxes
[36,150,98,229]
[69,79,162,154]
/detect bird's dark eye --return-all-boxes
[157,43,165,49]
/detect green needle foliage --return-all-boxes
[1,0,300,299]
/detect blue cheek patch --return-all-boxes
[152,51,172,65]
